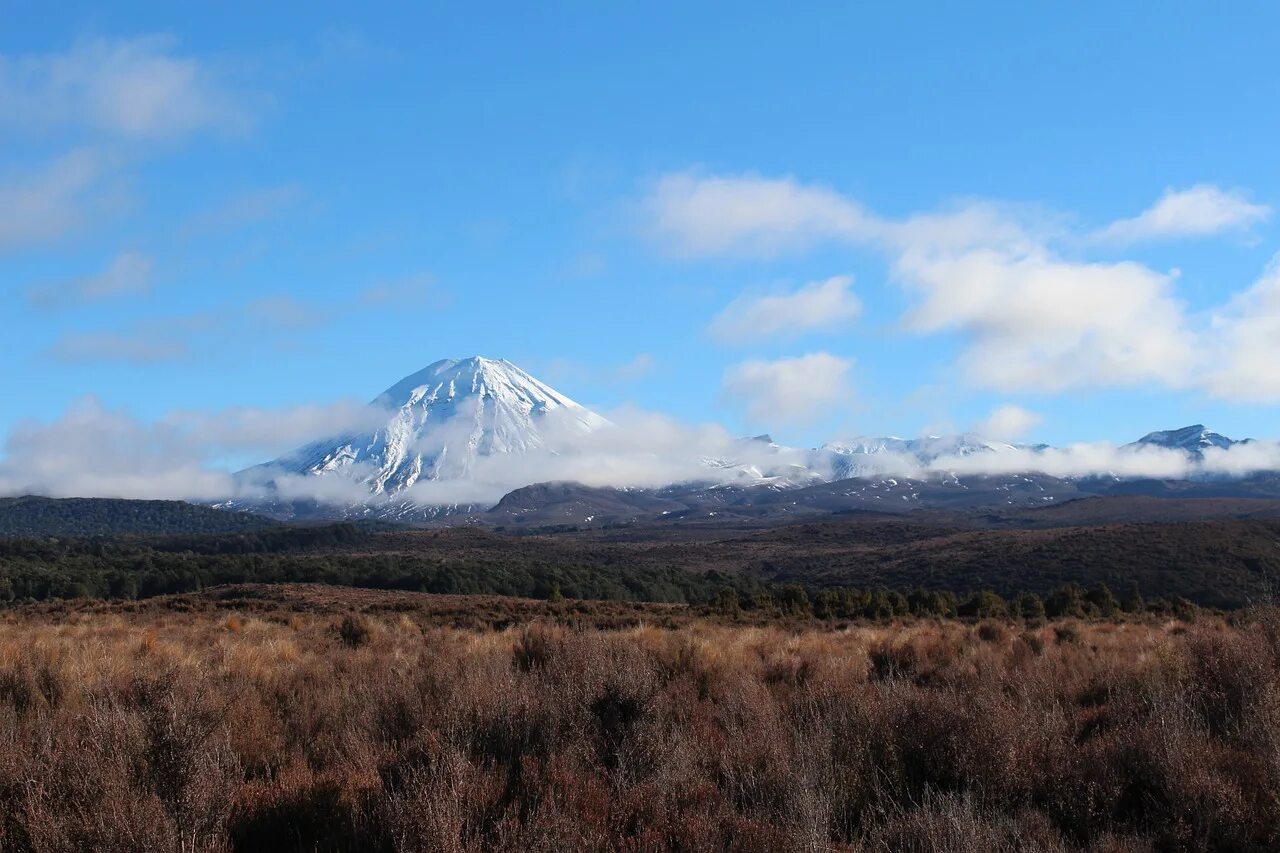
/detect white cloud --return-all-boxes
[4,392,1280,506]
[645,172,876,257]
[1202,256,1280,402]
[930,442,1195,480]
[0,397,388,501]
[722,352,854,424]
[709,275,862,343]
[1096,185,1271,244]
[0,398,231,500]
[1201,440,1280,476]
[0,35,248,139]
[895,246,1197,392]
[27,251,153,308]
[977,404,1041,441]
[645,172,1230,395]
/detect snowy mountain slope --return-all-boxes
[242,357,609,499]
[1127,424,1241,456]
[816,434,1035,479]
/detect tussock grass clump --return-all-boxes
[0,591,1278,850]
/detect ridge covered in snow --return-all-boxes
[229,356,1270,520]
[1127,424,1241,456]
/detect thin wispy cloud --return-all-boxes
[543,354,658,386]
[0,35,249,139]
[179,184,305,238]
[646,171,877,258]
[0,148,120,250]
[46,332,190,365]
[46,295,332,365]
[709,275,862,344]
[27,251,154,309]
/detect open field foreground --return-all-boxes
[1,587,1279,851]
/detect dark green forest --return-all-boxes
[0,522,1210,621]
[0,496,272,537]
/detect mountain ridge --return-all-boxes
[222,356,1275,524]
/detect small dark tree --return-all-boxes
[777,584,811,616]
[907,586,932,616]
[714,586,740,616]
[841,589,868,619]
[1121,581,1145,614]
[1046,584,1086,619]
[815,589,841,620]
[1015,592,1046,624]
[958,590,1008,619]
[1086,583,1120,618]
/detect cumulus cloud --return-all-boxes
[27,251,153,309]
[977,404,1041,441]
[0,398,232,500]
[722,352,854,424]
[646,173,1280,396]
[1096,185,1271,244]
[709,275,862,343]
[0,397,388,501]
[1202,256,1280,403]
[0,35,248,139]
[895,247,1197,392]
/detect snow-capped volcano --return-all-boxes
[226,354,1273,524]
[248,357,609,498]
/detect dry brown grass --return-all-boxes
[1,586,1278,851]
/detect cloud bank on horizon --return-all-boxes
[3,391,1280,505]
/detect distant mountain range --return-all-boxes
[216,356,1279,526]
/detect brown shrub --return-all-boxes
[0,591,1277,850]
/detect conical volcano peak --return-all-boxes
[376,357,566,406]
[253,357,609,499]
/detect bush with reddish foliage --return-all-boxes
[1,591,1279,851]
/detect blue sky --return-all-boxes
[3,1,1279,470]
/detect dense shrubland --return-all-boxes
[0,524,1216,622]
[1,591,1278,851]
